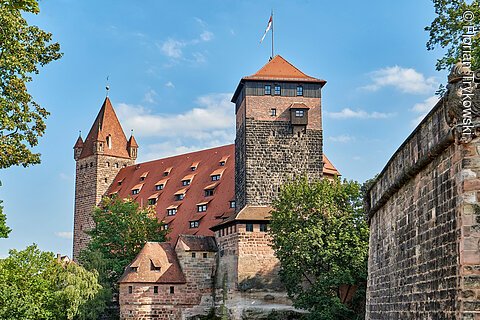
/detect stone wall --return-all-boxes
[366,78,480,319]
[73,154,134,260]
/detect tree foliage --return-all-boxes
[0,0,62,168]
[79,196,168,318]
[269,177,369,320]
[0,198,11,238]
[426,0,480,71]
[0,244,102,320]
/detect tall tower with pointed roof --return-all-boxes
[72,97,138,260]
[231,55,326,210]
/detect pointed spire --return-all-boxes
[73,135,84,149]
[78,97,130,159]
[128,134,139,148]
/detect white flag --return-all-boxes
[260,15,273,43]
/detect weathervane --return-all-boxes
[106,76,110,97]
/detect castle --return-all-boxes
[73,55,339,319]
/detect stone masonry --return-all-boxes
[366,67,480,319]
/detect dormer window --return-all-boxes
[219,156,229,166]
[163,167,173,176]
[131,184,143,195]
[182,180,190,186]
[274,85,281,95]
[210,168,224,181]
[174,189,187,201]
[150,260,161,271]
[296,85,303,96]
[148,194,158,205]
[190,220,199,228]
[167,206,178,216]
[191,161,200,171]
[211,174,220,181]
[156,184,164,191]
[204,182,218,197]
[205,189,214,197]
[181,174,194,186]
[270,108,277,116]
[132,189,140,195]
[155,179,168,191]
[264,85,271,95]
[130,266,138,272]
[106,135,112,149]
[140,172,149,181]
[197,203,208,212]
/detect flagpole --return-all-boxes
[271,10,274,58]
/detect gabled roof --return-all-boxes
[232,55,326,102]
[323,155,341,176]
[79,97,130,159]
[176,235,217,252]
[118,242,186,284]
[211,205,273,230]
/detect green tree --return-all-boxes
[0,244,102,320]
[426,0,480,71]
[79,196,168,319]
[0,0,62,236]
[269,177,369,320]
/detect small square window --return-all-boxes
[182,180,190,186]
[211,174,221,181]
[274,85,281,95]
[264,85,271,95]
[203,252,208,259]
[230,201,236,208]
[175,194,185,201]
[132,189,140,195]
[295,110,304,117]
[192,252,196,258]
[246,223,253,232]
[296,86,303,96]
[128,286,133,294]
[270,108,277,116]
[205,189,214,197]
[260,223,268,232]
[170,286,175,294]
[167,208,177,216]
[153,286,158,294]
[155,184,164,191]
[197,204,207,212]
[190,221,199,228]
[148,198,157,205]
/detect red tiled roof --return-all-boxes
[108,144,340,244]
[243,55,326,83]
[73,136,84,149]
[79,97,131,159]
[127,135,138,148]
[290,102,310,109]
[323,155,341,177]
[118,242,186,284]
[211,205,272,230]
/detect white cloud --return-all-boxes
[58,173,72,181]
[160,38,185,59]
[410,95,439,127]
[116,93,235,161]
[165,81,175,88]
[200,31,214,42]
[55,232,73,239]
[363,66,437,94]
[325,108,395,119]
[143,89,158,104]
[327,135,354,143]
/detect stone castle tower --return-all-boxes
[73,97,138,260]
[232,55,326,209]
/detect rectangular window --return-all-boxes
[246,223,253,232]
[148,198,157,205]
[295,110,304,117]
[230,201,236,208]
[132,189,140,195]
[274,85,281,95]
[190,221,199,228]
[205,189,214,197]
[153,286,158,294]
[203,252,208,259]
[170,286,175,294]
[128,286,133,294]
[264,85,271,95]
[211,174,221,181]
[270,108,277,116]
[296,85,303,96]
[182,180,190,186]
[167,208,177,216]
[174,194,185,201]
[219,161,226,166]
[164,224,169,230]
[155,184,164,191]
[197,204,207,212]
[260,223,268,232]
[191,252,196,258]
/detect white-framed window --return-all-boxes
[295,110,304,117]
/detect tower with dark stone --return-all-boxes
[232,55,325,211]
[73,97,138,260]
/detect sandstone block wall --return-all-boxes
[366,84,480,319]
[73,154,134,260]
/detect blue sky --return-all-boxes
[0,0,448,257]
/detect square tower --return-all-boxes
[232,55,326,211]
